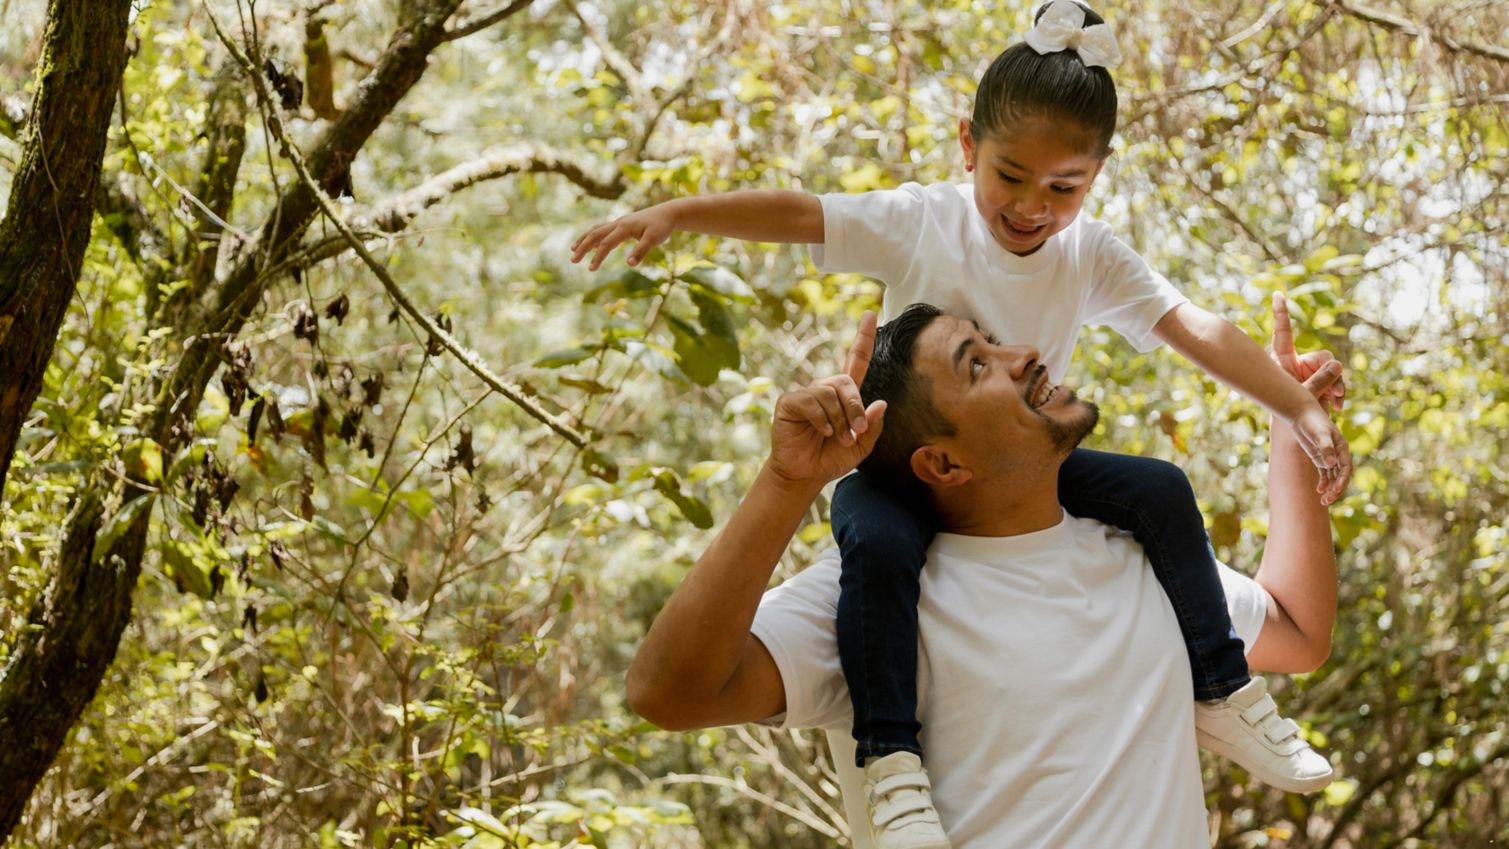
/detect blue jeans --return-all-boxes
[831,448,1251,765]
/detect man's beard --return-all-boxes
[1040,393,1099,454]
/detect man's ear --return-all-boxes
[911,444,972,487]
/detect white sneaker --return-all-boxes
[862,752,950,849]
[1195,677,1335,793]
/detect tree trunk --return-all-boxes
[0,0,134,493]
[0,2,480,840]
[0,2,135,833]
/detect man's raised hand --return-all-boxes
[765,312,887,488]
[1272,292,1353,505]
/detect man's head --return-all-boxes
[859,304,1099,495]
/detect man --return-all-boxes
[627,299,1342,848]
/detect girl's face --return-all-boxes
[959,117,1106,256]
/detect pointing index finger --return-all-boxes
[844,311,878,387]
[1272,292,1298,368]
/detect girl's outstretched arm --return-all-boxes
[570,190,824,270]
[1153,300,1352,505]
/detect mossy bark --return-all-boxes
[0,0,138,839]
[0,2,476,840]
[0,0,134,491]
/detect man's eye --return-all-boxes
[971,358,985,376]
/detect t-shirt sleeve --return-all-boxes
[808,184,928,282]
[749,550,853,730]
[1083,224,1190,352]
[1216,560,1271,653]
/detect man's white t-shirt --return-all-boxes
[811,182,1189,381]
[751,512,1270,849]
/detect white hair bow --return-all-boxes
[1025,1,1123,69]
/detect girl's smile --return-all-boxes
[960,117,1106,256]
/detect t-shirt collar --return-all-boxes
[931,507,1074,562]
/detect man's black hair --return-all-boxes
[858,303,957,490]
[971,2,1118,157]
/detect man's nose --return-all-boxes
[1000,345,1040,378]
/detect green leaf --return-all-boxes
[122,437,164,485]
[582,269,662,303]
[559,375,613,394]
[685,266,755,303]
[691,289,741,372]
[583,448,619,483]
[534,347,596,369]
[163,538,215,599]
[667,315,721,386]
[652,469,714,529]
[95,495,157,564]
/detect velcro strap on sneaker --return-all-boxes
[1240,696,1279,726]
[873,771,932,798]
[873,795,937,829]
[1263,717,1302,745]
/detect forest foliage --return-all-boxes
[0,0,1506,847]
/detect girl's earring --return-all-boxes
[966,163,974,172]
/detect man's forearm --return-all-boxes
[1253,418,1338,670]
[627,465,822,718]
[664,190,824,244]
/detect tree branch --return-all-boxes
[443,0,533,41]
[360,144,623,232]
[207,6,591,450]
[178,60,250,314]
[95,171,166,265]
[565,0,645,102]
[1327,0,1509,65]
[160,0,467,440]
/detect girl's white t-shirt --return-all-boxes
[811,182,1188,381]
[751,513,1270,849]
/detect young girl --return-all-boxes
[573,4,1350,848]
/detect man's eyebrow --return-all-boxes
[995,155,1090,179]
[971,320,1002,346]
[953,336,976,373]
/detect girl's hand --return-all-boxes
[1271,293,1346,413]
[765,312,887,487]
[570,204,679,271]
[1272,293,1353,505]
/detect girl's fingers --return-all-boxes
[590,229,627,270]
[627,228,662,266]
[570,227,599,262]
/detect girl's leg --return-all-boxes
[832,471,938,766]
[1058,448,1249,700]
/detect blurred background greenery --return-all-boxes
[0,0,1505,846]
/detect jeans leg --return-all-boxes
[833,472,937,766]
[1058,448,1250,700]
